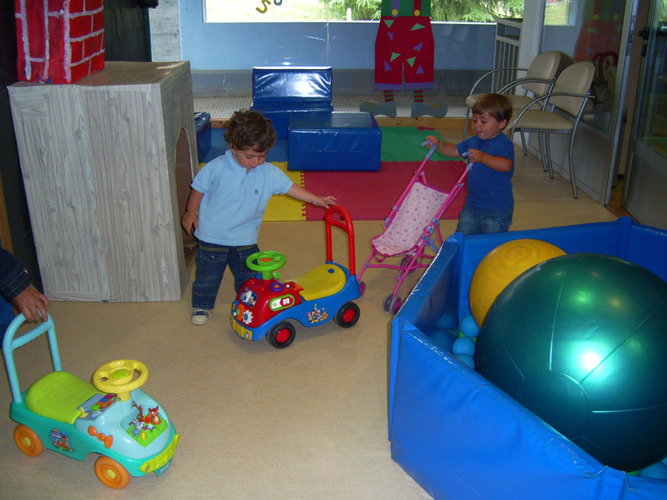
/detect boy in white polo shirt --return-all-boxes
[181,110,336,325]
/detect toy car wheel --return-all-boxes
[14,424,44,457]
[95,455,131,489]
[267,321,296,349]
[335,302,360,328]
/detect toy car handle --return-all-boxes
[93,359,149,402]
[246,250,286,280]
[3,313,61,404]
[324,205,356,276]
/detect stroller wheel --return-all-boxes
[400,255,416,272]
[383,294,402,313]
[358,281,366,296]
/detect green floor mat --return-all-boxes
[380,127,456,162]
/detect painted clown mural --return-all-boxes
[360,0,447,118]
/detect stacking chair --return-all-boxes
[463,51,573,147]
[510,61,596,199]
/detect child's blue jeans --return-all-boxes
[192,242,260,310]
[456,205,513,235]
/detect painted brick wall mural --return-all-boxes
[15,0,105,84]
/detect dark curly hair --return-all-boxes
[471,94,512,128]
[224,109,276,152]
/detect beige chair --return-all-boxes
[510,61,596,199]
[463,51,574,146]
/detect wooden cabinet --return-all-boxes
[9,61,197,301]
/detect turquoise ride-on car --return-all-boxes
[230,205,361,348]
[2,314,180,489]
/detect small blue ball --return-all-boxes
[453,336,477,357]
[430,330,453,350]
[436,312,457,331]
[456,353,476,369]
[461,315,480,338]
[639,459,667,480]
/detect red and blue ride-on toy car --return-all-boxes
[230,205,361,348]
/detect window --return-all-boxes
[541,0,627,134]
[204,0,376,22]
[204,0,523,23]
[544,0,574,26]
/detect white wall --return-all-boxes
[148,0,181,62]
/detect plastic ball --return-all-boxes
[460,315,479,338]
[453,336,476,357]
[455,353,476,369]
[476,253,667,472]
[435,312,457,331]
[639,460,667,480]
[430,330,453,351]
[468,239,565,326]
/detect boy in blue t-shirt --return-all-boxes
[425,93,514,235]
[181,110,336,326]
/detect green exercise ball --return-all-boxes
[476,253,667,472]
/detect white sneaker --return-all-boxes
[191,308,211,326]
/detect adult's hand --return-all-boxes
[11,284,49,322]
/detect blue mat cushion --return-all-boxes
[287,112,381,171]
[194,112,211,162]
[251,66,333,139]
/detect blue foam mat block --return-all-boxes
[200,129,287,164]
[251,66,333,139]
[389,217,667,500]
[287,112,381,171]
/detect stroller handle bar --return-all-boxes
[421,141,473,170]
[421,141,437,160]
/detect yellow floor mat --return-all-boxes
[264,161,306,221]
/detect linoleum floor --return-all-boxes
[0,125,618,500]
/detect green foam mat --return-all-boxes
[380,127,456,162]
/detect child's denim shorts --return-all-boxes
[456,204,513,235]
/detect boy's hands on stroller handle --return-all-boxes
[421,140,437,159]
[461,151,474,170]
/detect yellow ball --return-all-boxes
[469,239,565,326]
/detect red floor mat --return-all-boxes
[303,160,467,221]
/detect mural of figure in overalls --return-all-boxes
[360,0,447,118]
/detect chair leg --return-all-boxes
[538,133,548,173]
[520,131,527,156]
[462,107,471,141]
[568,132,578,199]
[545,134,554,179]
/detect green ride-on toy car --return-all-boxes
[2,313,180,489]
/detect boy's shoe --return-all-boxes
[191,308,211,326]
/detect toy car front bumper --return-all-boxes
[140,431,180,475]
[230,316,254,340]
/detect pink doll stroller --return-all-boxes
[357,143,469,313]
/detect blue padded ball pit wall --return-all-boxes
[389,217,667,500]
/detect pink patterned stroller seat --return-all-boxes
[372,182,449,256]
[357,143,469,313]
